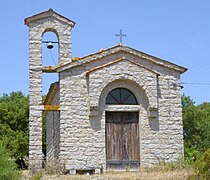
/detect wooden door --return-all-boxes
[106,112,140,168]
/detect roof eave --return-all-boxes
[122,46,188,74]
[24,8,75,27]
[55,45,187,74]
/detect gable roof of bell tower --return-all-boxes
[24,8,75,27]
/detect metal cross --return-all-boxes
[115,29,127,44]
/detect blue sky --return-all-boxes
[0,0,210,104]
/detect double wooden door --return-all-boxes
[105,112,140,168]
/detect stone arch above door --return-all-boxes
[100,80,149,109]
[87,58,159,117]
[89,79,151,117]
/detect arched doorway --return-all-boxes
[105,88,140,169]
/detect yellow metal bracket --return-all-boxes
[43,105,60,111]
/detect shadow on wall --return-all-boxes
[149,117,159,131]
[148,106,159,131]
[89,106,102,131]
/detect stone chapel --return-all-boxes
[25,9,187,174]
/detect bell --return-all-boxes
[47,41,53,49]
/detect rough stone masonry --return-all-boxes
[25,9,187,174]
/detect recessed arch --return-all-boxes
[99,79,149,110]
[101,80,144,169]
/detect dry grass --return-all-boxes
[21,167,194,180]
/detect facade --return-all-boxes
[25,9,187,174]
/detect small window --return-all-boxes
[106,88,138,105]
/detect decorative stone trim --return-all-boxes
[89,106,99,117]
[148,106,158,118]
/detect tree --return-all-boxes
[0,91,29,159]
[0,143,21,180]
[195,148,210,179]
[182,95,210,162]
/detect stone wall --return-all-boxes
[46,90,60,167]
[25,9,74,173]
[58,51,184,172]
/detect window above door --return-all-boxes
[106,88,138,105]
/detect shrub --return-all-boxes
[184,147,201,164]
[194,148,210,179]
[32,172,42,180]
[0,144,21,180]
[188,148,210,180]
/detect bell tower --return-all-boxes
[25,9,75,173]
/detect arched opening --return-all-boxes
[42,31,59,95]
[105,87,140,169]
[42,31,59,66]
[42,31,59,96]
[42,31,59,161]
[106,88,138,105]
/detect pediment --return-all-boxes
[56,44,187,74]
[85,57,160,76]
[87,56,160,111]
[25,9,75,27]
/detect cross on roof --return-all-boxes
[115,29,127,44]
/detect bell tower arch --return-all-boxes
[25,9,75,173]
